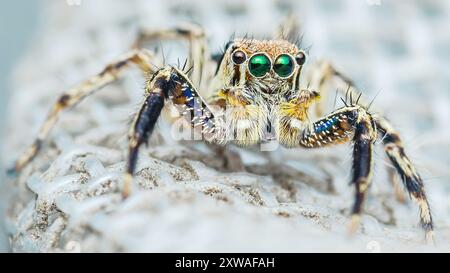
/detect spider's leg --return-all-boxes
[299,106,378,234]
[387,167,407,203]
[298,106,434,242]
[306,60,357,118]
[375,116,434,243]
[309,65,411,203]
[124,66,222,197]
[9,49,155,175]
[133,23,208,87]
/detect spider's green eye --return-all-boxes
[273,54,295,78]
[249,54,271,77]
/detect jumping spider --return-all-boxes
[9,18,433,243]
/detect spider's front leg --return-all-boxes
[309,62,413,204]
[124,66,221,197]
[298,106,434,242]
[299,106,377,231]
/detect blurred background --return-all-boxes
[0,0,449,252]
[0,0,40,252]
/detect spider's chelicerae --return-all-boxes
[9,18,433,243]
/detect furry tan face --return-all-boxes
[234,38,299,58]
[217,38,307,95]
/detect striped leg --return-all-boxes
[299,106,378,233]
[9,49,154,175]
[375,117,434,243]
[388,167,407,203]
[305,58,434,241]
[310,67,413,204]
[124,66,221,197]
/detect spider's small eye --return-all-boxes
[274,54,295,78]
[249,54,271,78]
[295,51,307,66]
[231,50,247,65]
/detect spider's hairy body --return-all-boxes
[10,19,434,244]
[212,38,317,146]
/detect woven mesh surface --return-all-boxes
[3,0,450,252]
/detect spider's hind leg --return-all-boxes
[9,49,155,175]
[375,116,434,243]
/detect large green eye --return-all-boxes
[249,54,271,77]
[273,54,294,78]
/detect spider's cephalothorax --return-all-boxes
[218,38,304,95]
[213,38,315,147]
[9,20,434,244]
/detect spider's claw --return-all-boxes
[426,230,435,246]
[6,163,19,178]
[122,173,133,199]
[348,215,361,236]
[6,160,24,178]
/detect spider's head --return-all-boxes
[217,38,307,96]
